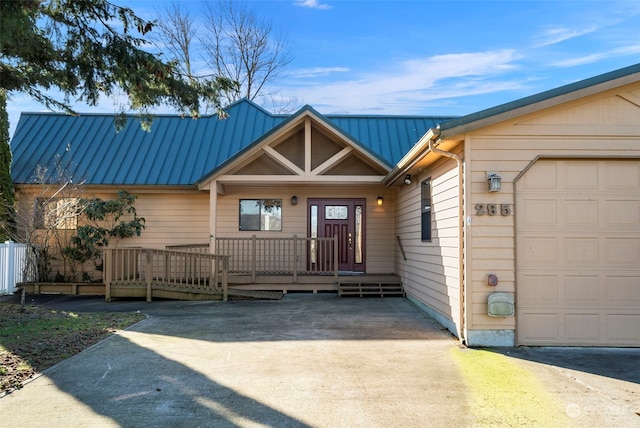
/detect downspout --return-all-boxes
[428,134,466,345]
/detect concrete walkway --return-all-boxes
[1,294,639,427]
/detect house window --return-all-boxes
[421,179,432,242]
[35,197,79,230]
[239,199,282,231]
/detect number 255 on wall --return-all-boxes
[475,203,511,216]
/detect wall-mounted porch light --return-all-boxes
[404,174,412,185]
[487,172,502,192]
[377,196,384,206]
[291,195,298,205]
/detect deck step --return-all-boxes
[228,288,284,300]
[337,281,405,298]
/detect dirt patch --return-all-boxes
[0,301,145,396]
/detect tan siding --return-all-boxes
[464,82,640,336]
[126,192,210,248]
[13,187,210,281]
[215,185,395,273]
[395,157,461,335]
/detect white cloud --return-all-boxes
[533,25,600,47]
[279,50,524,114]
[551,44,640,67]
[285,67,349,79]
[294,0,331,10]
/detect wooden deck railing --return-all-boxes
[103,248,229,301]
[214,235,339,282]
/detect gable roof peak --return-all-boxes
[225,98,277,117]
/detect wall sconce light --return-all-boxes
[377,196,383,206]
[404,174,412,185]
[291,195,298,205]
[487,172,502,192]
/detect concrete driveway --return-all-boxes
[1,294,639,427]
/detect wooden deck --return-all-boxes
[228,273,404,296]
[20,242,404,300]
[18,274,403,299]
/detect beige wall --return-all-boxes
[125,191,210,248]
[394,156,461,336]
[215,185,395,273]
[462,82,640,341]
[14,187,210,281]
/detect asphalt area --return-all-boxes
[1,293,638,427]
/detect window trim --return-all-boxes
[421,178,432,242]
[239,198,282,231]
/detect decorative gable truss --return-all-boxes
[199,111,390,192]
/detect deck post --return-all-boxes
[104,249,112,301]
[251,235,257,283]
[145,250,152,302]
[222,256,228,301]
[292,235,298,282]
[333,235,339,281]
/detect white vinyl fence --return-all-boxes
[0,241,34,295]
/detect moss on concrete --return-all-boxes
[451,347,575,427]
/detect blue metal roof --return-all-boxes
[11,99,453,186]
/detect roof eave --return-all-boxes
[382,127,439,186]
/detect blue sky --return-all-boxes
[7,0,640,136]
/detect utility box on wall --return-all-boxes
[487,293,515,317]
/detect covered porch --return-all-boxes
[99,236,403,300]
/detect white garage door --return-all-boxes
[516,159,640,346]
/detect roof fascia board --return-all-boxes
[215,174,385,184]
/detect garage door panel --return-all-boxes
[517,159,640,346]
[604,162,640,188]
[564,275,599,304]
[520,310,639,345]
[605,238,640,264]
[606,276,640,303]
[518,273,558,303]
[518,313,559,341]
[604,200,640,228]
[564,199,598,228]
[565,314,600,341]
[518,236,558,266]
[520,162,557,190]
[565,238,599,264]
[565,162,599,189]
[607,315,640,341]
[520,199,557,227]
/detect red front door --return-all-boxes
[308,199,365,272]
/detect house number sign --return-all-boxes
[475,203,511,216]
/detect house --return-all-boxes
[11,63,640,347]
